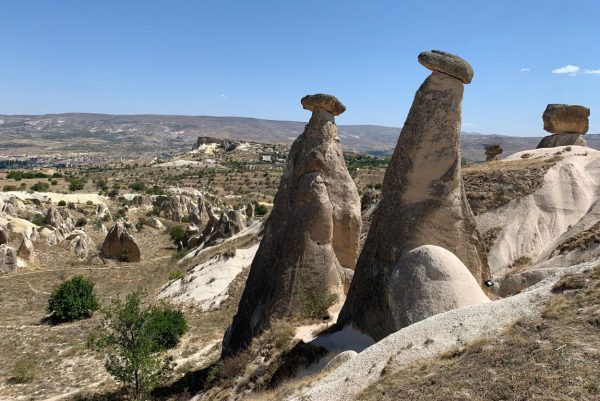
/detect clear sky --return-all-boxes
[1,0,599,136]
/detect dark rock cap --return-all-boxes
[301,93,346,116]
[418,50,474,84]
[543,104,590,134]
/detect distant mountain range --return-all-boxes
[0,113,597,161]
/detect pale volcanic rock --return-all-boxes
[339,51,490,341]
[543,104,590,134]
[387,245,489,328]
[222,94,361,356]
[0,244,17,273]
[17,236,34,262]
[418,50,474,84]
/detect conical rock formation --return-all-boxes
[339,51,490,341]
[101,220,141,262]
[222,94,361,356]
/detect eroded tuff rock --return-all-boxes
[17,236,34,262]
[0,228,7,245]
[45,207,73,235]
[153,194,209,226]
[339,52,490,341]
[484,144,503,161]
[222,94,361,356]
[537,133,587,148]
[387,245,489,328]
[66,230,93,259]
[0,245,17,273]
[101,220,141,262]
[543,104,590,134]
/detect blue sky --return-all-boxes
[1,0,599,136]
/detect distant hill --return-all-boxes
[0,113,597,161]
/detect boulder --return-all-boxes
[7,218,37,241]
[484,144,503,161]
[339,51,490,341]
[101,220,141,262]
[45,207,73,235]
[301,93,346,116]
[68,231,93,260]
[222,94,361,356]
[387,245,489,327]
[153,194,209,227]
[0,244,17,273]
[536,133,587,148]
[0,228,7,245]
[245,203,255,219]
[17,236,34,262]
[96,204,111,220]
[543,104,590,134]
[418,50,474,84]
[145,217,166,231]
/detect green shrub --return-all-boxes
[302,290,338,319]
[146,185,165,195]
[168,271,183,281]
[31,215,46,227]
[129,182,146,192]
[145,303,189,351]
[51,180,58,185]
[76,217,88,227]
[2,185,17,192]
[10,358,37,383]
[57,200,67,207]
[47,276,99,323]
[169,226,186,244]
[253,202,268,216]
[30,181,49,192]
[69,178,86,191]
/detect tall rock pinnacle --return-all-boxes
[222,94,361,356]
[338,51,491,341]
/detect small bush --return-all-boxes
[57,200,67,207]
[30,181,49,192]
[168,271,183,281]
[253,202,268,216]
[31,215,46,227]
[2,185,17,191]
[76,217,88,227]
[69,178,86,192]
[47,276,99,323]
[10,358,37,383]
[169,226,186,244]
[145,303,189,351]
[129,182,146,192]
[272,320,295,351]
[302,290,338,319]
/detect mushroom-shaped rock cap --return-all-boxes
[418,50,474,84]
[301,94,346,116]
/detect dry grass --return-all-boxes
[463,158,558,215]
[357,266,600,401]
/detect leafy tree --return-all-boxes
[89,291,187,400]
[47,276,99,323]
